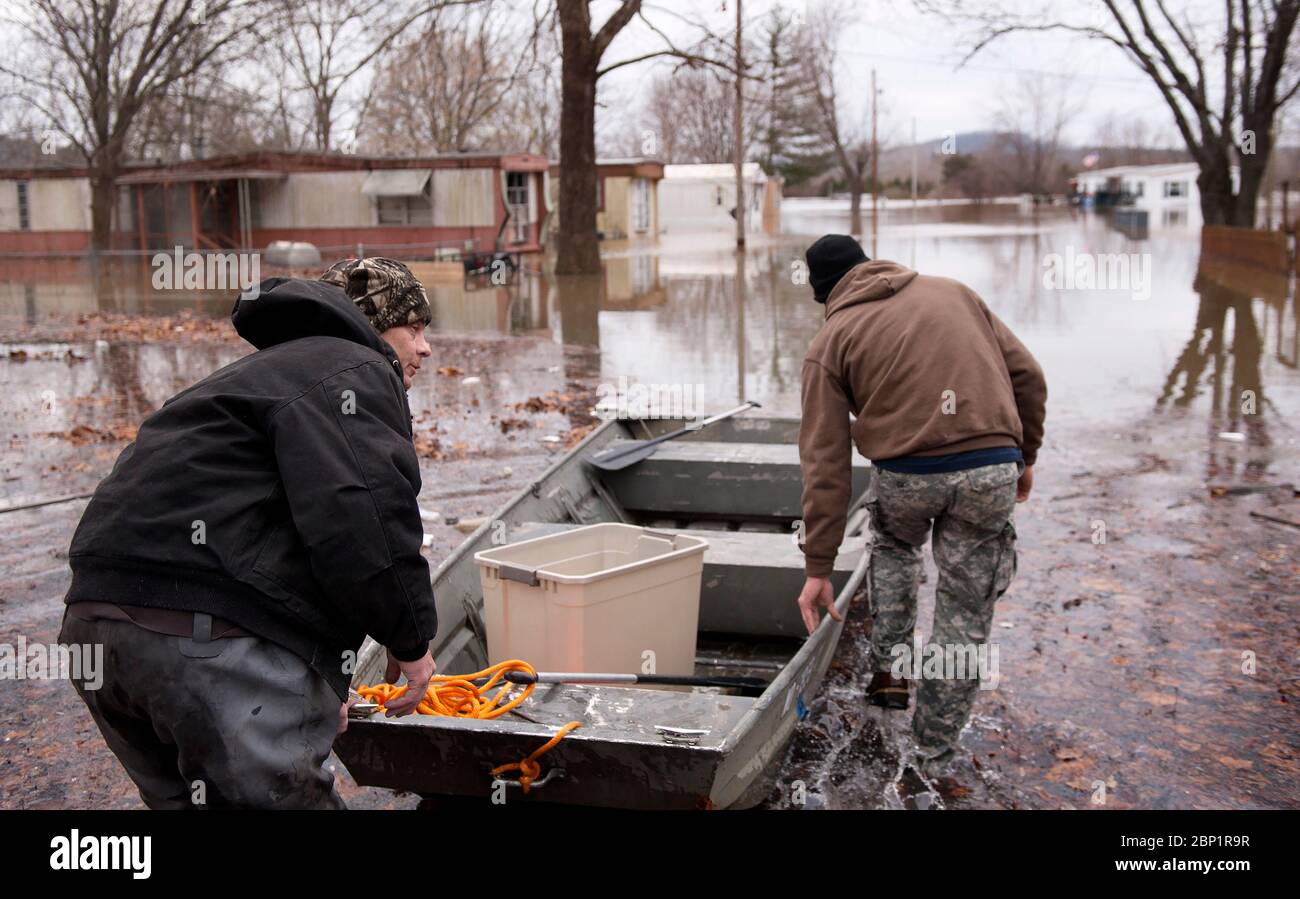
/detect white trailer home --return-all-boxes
[658,163,781,235]
[1072,162,1238,228]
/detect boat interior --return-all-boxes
[471,415,873,693]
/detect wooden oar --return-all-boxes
[503,670,770,697]
[584,400,762,471]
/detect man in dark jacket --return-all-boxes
[794,235,1047,780]
[57,257,438,809]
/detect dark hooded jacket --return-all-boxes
[63,278,438,699]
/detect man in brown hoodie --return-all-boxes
[794,234,1046,778]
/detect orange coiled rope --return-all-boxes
[489,721,583,793]
[354,659,581,794]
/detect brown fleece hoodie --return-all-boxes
[798,260,1047,577]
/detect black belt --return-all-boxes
[68,601,252,640]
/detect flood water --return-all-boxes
[2,200,1297,809]
[8,201,1295,439]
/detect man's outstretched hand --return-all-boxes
[382,649,437,717]
[797,575,843,635]
[1016,464,1034,503]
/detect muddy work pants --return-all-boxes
[58,611,345,809]
[866,461,1020,772]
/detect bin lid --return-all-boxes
[474,522,707,586]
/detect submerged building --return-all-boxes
[0,150,550,257]
[547,157,664,243]
[658,163,782,235]
[1070,161,1225,228]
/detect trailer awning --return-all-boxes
[362,169,431,197]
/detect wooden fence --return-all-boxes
[1199,225,1291,302]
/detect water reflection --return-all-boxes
[3,211,1298,458]
[1157,260,1295,483]
[4,208,1299,811]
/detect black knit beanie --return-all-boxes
[806,234,869,303]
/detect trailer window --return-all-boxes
[377,181,432,225]
[17,181,30,230]
[506,172,529,208]
[633,178,650,232]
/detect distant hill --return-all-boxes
[878,131,1194,193]
[786,129,1200,197]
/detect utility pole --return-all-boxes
[911,117,918,210]
[734,0,745,249]
[910,116,918,268]
[870,68,878,257]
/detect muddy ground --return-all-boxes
[769,413,1299,809]
[0,315,598,809]
[0,310,1296,810]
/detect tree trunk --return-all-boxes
[89,166,119,255]
[555,33,601,274]
[848,185,862,236]
[1197,148,1241,228]
[1232,169,1264,228]
[1233,125,1272,228]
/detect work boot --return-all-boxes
[866,671,910,710]
[893,764,973,809]
[893,765,939,809]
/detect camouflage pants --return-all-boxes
[866,461,1020,771]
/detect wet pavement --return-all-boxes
[1,203,1296,808]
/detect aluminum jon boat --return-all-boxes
[334,414,873,809]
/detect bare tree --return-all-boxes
[131,65,285,160]
[363,1,535,153]
[550,0,735,274]
[260,55,317,152]
[489,20,563,158]
[619,7,825,174]
[642,68,739,163]
[1,0,271,252]
[799,3,875,234]
[1092,111,1184,166]
[927,0,1300,227]
[995,73,1082,196]
[274,0,480,151]
[942,152,990,200]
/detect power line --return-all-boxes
[840,47,1151,85]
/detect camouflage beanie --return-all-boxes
[318,257,433,332]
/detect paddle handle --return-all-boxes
[507,672,636,685]
[686,400,762,432]
[649,400,761,446]
[585,400,762,471]
[504,671,769,691]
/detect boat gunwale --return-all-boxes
[339,412,867,805]
[349,416,630,684]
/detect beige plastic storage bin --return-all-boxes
[474,523,708,677]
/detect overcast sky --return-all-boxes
[597,0,1193,150]
[2,0,1274,155]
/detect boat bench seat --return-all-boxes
[593,440,872,520]
[509,522,867,638]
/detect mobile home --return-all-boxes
[0,150,550,258]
